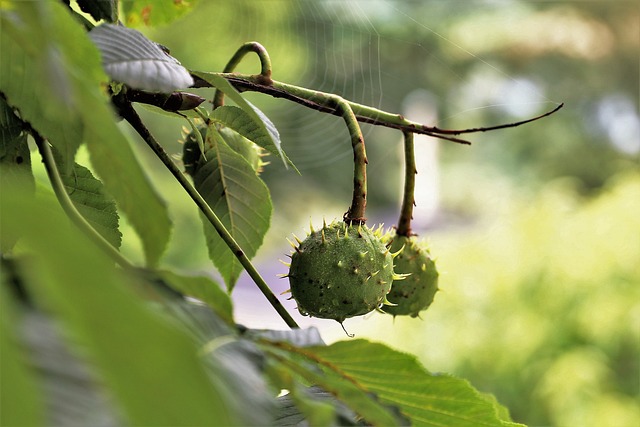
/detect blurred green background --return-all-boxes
[118,1,639,426]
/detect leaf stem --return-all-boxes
[213,42,273,109]
[117,98,299,330]
[33,133,133,269]
[396,132,416,237]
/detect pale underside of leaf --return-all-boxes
[90,23,193,92]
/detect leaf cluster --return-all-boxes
[1,1,524,426]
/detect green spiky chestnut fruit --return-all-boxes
[381,233,439,317]
[288,221,400,323]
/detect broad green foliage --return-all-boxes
[0,1,534,426]
[190,125,272,290]
[0,1,172,266]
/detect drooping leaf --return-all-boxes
[191,71,296,170]
[0,2,172,266]
[51,150,122,249]
[191,126,272,291]
[157,270,234,326]
[76,0,118,23]
[300,339,519,427]
[89,23,193,93]
[0,275,45,427]
[0,187,240,426]
[121,0,198,27]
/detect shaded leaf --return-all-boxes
[249,326,325,348]
[89,23,193,93]
[0,96,35,251]
[260,340,405,427]
[1,187,240,426]
[0,277,45,427]
[76,0,117,23]
[192,71,297,170]
[157,270,234,326]
[20,310,123,427]
[53,155,122,249]
[191,126,272,291]
[161,302,277,426]
[0,2,171,266]
[276,385,355,427]
[121,0,198,27]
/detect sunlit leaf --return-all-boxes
[121,0,199,27]
[89,23,193,92]
[191,71,296,170]
[262,338,517,427]
[190,126,272,291]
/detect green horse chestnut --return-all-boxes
[287,221,404,324]
[381,233,439,318]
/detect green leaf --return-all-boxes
[76,0,117,22]
[121,0,199,27]
[0,97,35,251]
[0,186,240,426]
[191,71,297,171]
[192,126,272,291]
[158,270,234,326]
[0,3,91,170]
[89,24,193,92]
[52,153,122,249]
[0,271,45,427]
[0,2,171,266]
[260,340,405,427]
[306,339,516,427]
